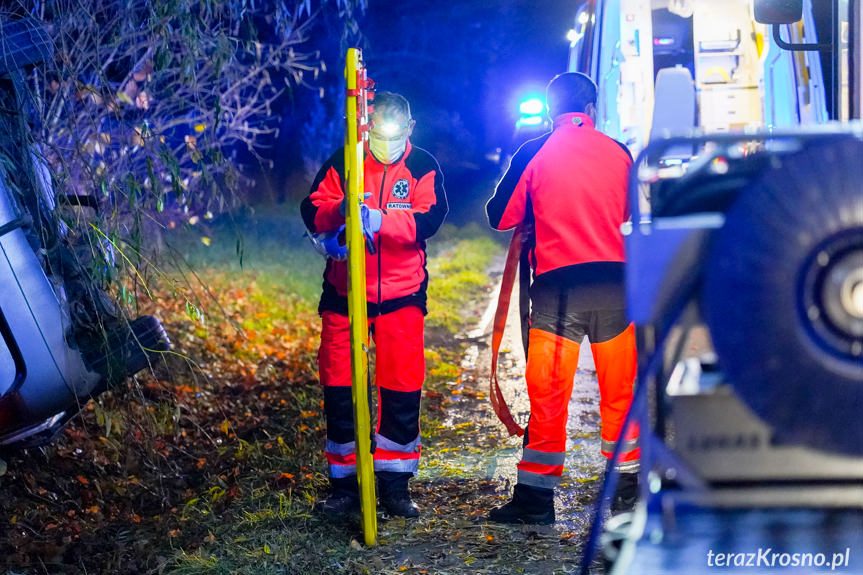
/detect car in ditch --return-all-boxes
[0,18,171,450]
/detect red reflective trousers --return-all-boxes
[318,306,425,479]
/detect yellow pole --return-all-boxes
[344,47,377,546]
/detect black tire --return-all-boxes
[702,138,863,456]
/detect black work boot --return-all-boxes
[315,476,360,517]
[377,471,420,518]
[488,483,555,525]
[610,472,639,514]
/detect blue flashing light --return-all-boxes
[519,98,545,116]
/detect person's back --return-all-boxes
[508,114,631,275]
[485,72,640,526]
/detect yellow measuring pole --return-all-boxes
[344,47,377,546]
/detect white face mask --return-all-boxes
[369,134,407,164]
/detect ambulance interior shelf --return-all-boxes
[607,1,766,164]
[697,30,742,54]
[692,2,761,131]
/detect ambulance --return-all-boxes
[542,1,863,573]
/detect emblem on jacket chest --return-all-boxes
[391,179,410,199]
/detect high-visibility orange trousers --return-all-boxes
[517,319,638,490]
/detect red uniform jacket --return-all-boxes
[301,141,448,316]
[486,113,632,308]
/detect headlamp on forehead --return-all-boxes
[371,118,411,141]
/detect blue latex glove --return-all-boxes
[360,204,382,254]
[322,226,348,260]
[362,205,382,234]
[305,226,347,261]
[339,192,372,216]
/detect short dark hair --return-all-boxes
[545,72,597,117]
[373,91,411,123]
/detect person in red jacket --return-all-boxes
[485,73,638,524]
[300,92,448,518]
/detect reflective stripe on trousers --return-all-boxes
[601,437,640,472]
[373,433,421,474]
[518,447,567,489]
[324,436,421,477]
[325,440,358,478]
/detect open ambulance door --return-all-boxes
[570,0,831,160]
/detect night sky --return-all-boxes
[362,0,575,158]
